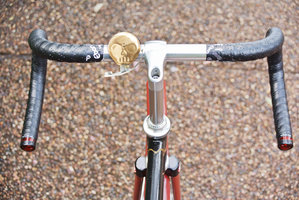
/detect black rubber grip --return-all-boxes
[20,54,47,151]
[207,27,293,151]
[28,29,103,62]
[267,49,293,150]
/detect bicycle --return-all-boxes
[20,27,293,200]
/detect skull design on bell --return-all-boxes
[111,42,137,63]
[108,32,140,66]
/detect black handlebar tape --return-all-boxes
[21,29,105,151]
[28,29,103,62]
[267,49,293,150]
[20,54,47,151]
[206,27,284,61]
[206,27,293,151]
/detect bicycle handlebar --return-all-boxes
[206,28,283,61]
[206,28,292,150]
[20,53,47,151]
[28,29,104,62]
[20,27,293,151]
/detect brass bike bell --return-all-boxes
[108,32,141,66]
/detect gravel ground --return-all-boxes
[1,0,298,199]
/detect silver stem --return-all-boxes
[144,41,167,126]
[148,80,164,124]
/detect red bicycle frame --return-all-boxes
[133,81,181,200]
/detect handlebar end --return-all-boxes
[277,136,293,151]
[20,137,36,152]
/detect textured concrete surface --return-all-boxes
[0,0,298,199]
